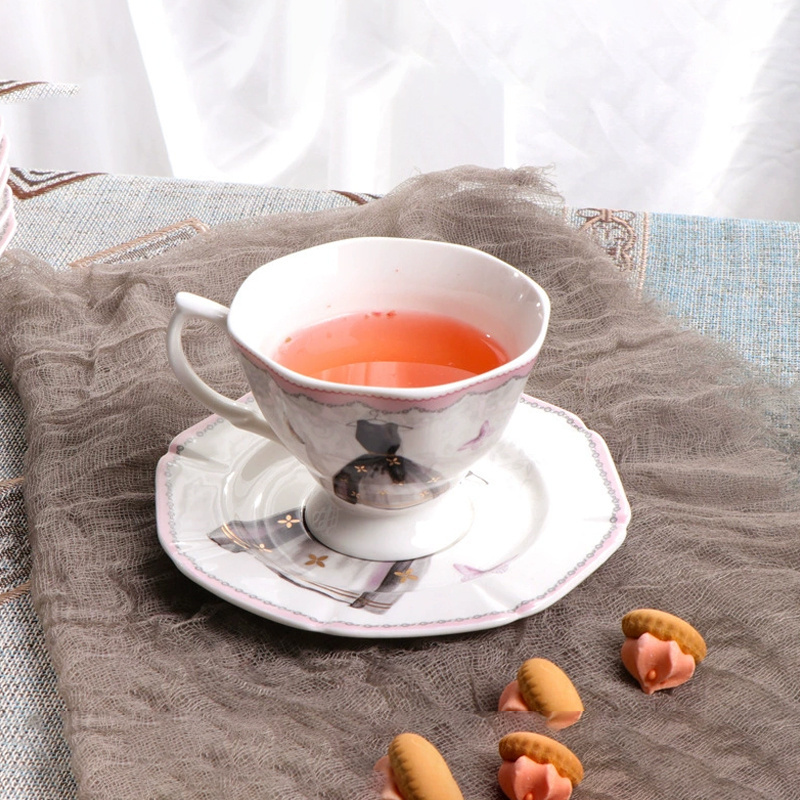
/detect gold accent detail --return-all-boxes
[0,475,24,490]
[220,522,251,550]
[69,218,210,268]
[573,207,650,298]
[278,514,300,529]
[0,581,31,607]
[393,568,418,583]
[577,208,635,271]
[305,554,328,568]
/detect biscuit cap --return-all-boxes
[516,658,584,727]
[622,609,707,663]
[499,731,584,786]
[388,732,464,800]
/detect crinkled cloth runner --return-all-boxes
[1,167,798,800]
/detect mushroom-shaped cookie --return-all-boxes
[621,608,707,694]
[498,658,584,730]
[374,732,463,800]
[498,732,583,800]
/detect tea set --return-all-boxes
[157,237,629,636]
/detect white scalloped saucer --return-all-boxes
[155,394,629,638]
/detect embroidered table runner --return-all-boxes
[1,166,798,799]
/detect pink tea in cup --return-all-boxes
[274,309,509,388]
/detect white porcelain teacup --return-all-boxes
[167,237,550,561]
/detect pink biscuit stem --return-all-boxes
[498,680,530,712]
[621,631,696,694]
[374,755,404,800]
[497,680,582,730]
[498,756,573,800]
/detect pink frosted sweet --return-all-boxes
[621,631,696,694]
[498,755,574,800]
[497,659,583,730]
[373,734,463,800]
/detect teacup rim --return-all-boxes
[228,236,550,400]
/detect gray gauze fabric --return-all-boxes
[1,166,799,800]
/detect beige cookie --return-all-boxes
[498,731,584,787]
[621,609,707,663]
[516,658,584,729]
[387,732,464,800]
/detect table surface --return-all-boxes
[1,164,798,799]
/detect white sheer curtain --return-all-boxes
[0,0,170,176]
[3,0,800,221]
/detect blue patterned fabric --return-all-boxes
[0,593,75,798]
[0,173,359,800]
[643,213,799,383]
[566,206,798,383]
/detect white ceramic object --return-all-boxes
[0,190,15,256]
[0,186,14,255]
[167,237,550,561]
[155,394,630,638]
[0,116,9,194]
[0,120,15,256]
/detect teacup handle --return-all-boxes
[166,292,278,440]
